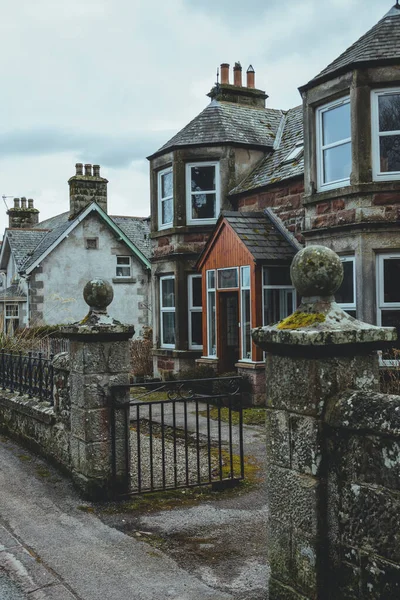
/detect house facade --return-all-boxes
[148,4,400,389]
[0,164,151,332]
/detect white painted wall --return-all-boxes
[31,213,150,334]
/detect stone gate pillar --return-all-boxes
[252,246,396,600]
[62,278,134,500]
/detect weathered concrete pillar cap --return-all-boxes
[291,245,343,297]
[83,278,113,310]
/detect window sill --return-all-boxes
[304,180,400,205]
[112,277,137,284]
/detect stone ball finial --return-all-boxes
[290,245,343,297]
[83,278,114,311]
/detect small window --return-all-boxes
[240,266,251,361]
[372,89,400,181]
[158,167,173,229]
[188,274,202,350]
[316,97,351,191]
[160,276,175,348]
[5,304,19,334]
[283,142,304,164]
[206,270,217,357]
[335,256,356,317]
[116,256,131,277]
[262,267,296,326]
[217,268,238,289]
[186,162,220,225]
[85,238,98,249]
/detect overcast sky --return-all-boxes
[0,0,391,233]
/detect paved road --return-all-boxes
[0,436,236,600]
[0,572,26,600]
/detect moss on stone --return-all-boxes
[277,311,326,330]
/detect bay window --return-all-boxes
[160,276,175,348]
[186,162,220,224]
[263,267,296,326]
[316,97,351,191]
[188,274,202,350]
[371,89,400,180]
[158,167,173,229]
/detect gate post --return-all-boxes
[62,278,134,500]
[252,246,395,599]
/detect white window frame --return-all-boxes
[240,266,252,362]
[336,256,356,315]
[188,274,202,350]
[5,303,19,333]
[116,256,131,278]
[186,162,220,225]
[206,269,217,358]
[158,167,173,230]
[283,141,304,164]
[371,88,400,182]
[217,267,239,290]
[262,266,296,327]
[316,96,351,192]
[160,275,175,349]
[376,253,400,366]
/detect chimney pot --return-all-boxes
[21,197,27,209]
[76,163,83,176]
[220,63,230,85]
[246,65,255,88]
[84,164,92,177]
[233,62,242,87]
[93,164,100,177]
[14,198,20,209]
[28,198,34,209]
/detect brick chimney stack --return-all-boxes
[7,197,39,229]
[208,62,268,108]
[68,163,108,219]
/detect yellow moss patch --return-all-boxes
[277,311,325,330]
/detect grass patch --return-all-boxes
[18,454,32,462]
[130,388,170,403]
[199,406,265,426]
[36,466,51,478]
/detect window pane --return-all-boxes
[6,305,18,317]
[218,268,238,289]
[208,291,216,355]
[241,266,250,288]
[162,198,173,224]
[384,259,400,303]
[161,279,175,307]
[161,170,173,198]
[378,93,400,132]
[323,142,351,183]
[191,193,216,220]
[322,103,350,145]
[335,261,354,304]
[379,135,400,172]
[191,312,202,347]
[116,266,130,276]
[242,288,251,359]
[162,313,175,345]
[117,257,130,265]
[207,271,215,290]
[263,267,291,286]
[192,277,202,307]
[191,166,215,192]
[345,310,356,318]
[264,289,293,325]
[381,311,400,342]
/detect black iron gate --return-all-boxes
[111,377,245,495]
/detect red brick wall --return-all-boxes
[235,177,304,241]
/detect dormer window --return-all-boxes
[186,162,220,225]
[371,89,400,181]
[316,97,351,191]
[158,167,173,229]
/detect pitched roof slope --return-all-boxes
[223,211,298,262]
[6,229,48,268]
[230,105,304,195]
[149,100,283,158]
[112,216,151,258]
[302,5,400,90]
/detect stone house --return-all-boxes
[148,4,400,386]
[0,164,151,332]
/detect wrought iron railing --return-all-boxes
[0,350,54,403]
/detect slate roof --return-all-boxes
[302,5,400,90]
[150,100,283,158]
[3,208,151,274]
[223,211,298,262]
[230,105,304,195]
[0,283,27,300]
